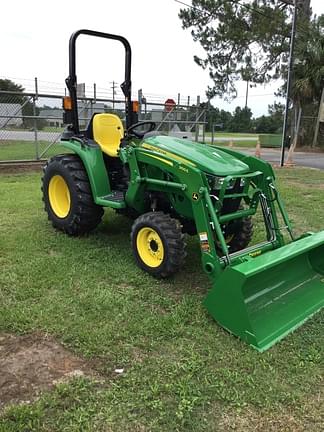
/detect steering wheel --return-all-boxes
[127,121,156,139]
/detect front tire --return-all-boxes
[42,154,104,235]
[131,212,186,278]
[220,215,253,253]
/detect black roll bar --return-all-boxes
[65,29,133,134]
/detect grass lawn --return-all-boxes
[203,132,258,148]
[0,140,66,161]
[207,139,258,148]
[0,167,323,431]
[205,132,258,138]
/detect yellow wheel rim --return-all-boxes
[216,233,234,249]
[136,227,164,268]
[225,234,234,244]
[48,175,71,218]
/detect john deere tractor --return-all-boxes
[42,30,324,351]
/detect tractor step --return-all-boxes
[103,191,125,202]
[96,191,126,209]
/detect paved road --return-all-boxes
[1,130,61,141]
[234,147,324,170]
[201,137,324,170]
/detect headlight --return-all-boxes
[207,175,237,190]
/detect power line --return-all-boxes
[175,0,277,21]
[174,0,211,16]
[175,0,304,29]
[232,0,273,20]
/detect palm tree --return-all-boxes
[293,18,324,103]
[291,15,324,146]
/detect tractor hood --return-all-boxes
[140,135,250,176]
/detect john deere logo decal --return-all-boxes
[192,192,199,201]
[249,250,262,258]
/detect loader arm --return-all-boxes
[121,144,286,278]
[122,142,324,351]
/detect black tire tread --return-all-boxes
[226,215,253,253]
[131,211,186,278]
[42,154,104,235]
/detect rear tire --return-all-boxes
[131,211,186,278]
[42,154,104,235]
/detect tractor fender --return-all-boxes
[58,139,111,201]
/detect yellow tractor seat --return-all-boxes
[92,113,124,157]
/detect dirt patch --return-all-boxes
[0,332,95,409]
[0,161,44,174]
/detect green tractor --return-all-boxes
[42,30,324,351]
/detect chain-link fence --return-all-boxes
[0,90,64,161]
[0,83,207,161]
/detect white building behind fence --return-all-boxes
[0,103,23,127]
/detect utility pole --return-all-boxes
[111,81,117,110]
[245,81,249,109]
[280,0,298,166]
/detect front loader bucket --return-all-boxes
[204,232,324,351]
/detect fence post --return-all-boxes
[33,77,39,160]
[186,96,190,132]
[202,108,206,143]
[111,81,116,111]
[195,95,200,142]
[138,89,143,121]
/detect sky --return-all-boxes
[1,0,323,116]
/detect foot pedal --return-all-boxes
[102,190,125,203]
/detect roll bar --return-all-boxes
[65,29,133,133]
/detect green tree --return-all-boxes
[179,0,292,99]
[198,102,233,131]
[254,115,274,133]
[292,16,324,102]
[288,15,324,146]
[254,102,284,133]
[268,101,285,122]
[0,79,25,103]
[230,106,253,132]
[179,1,324,146]
[209,107,233,131]
[0,78,44,129]
[219,109,234,131]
